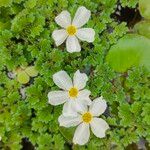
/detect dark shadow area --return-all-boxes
[111,5,142,28]
[22,138,34,150]
[125,143,138,150]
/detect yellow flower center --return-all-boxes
[82,112,93,123]
[66,25,77,35]
[69,87,78,98]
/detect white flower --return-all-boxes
[58,97,109,145]
[52,6,95,53]
[48,70,91,116]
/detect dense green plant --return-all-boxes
[0,0,150,150]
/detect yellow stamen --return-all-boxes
[66,25,77,35]
[69,87,78,98]
[82,112,93,123]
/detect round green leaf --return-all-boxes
[139,0,150,19]
[17,71,30,84]
[106,34,150,72]
[25,66,38,77]
[59,127,75,144]
[134,20,150,39]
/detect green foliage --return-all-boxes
[139,0,150,19]
[106,34,150,72]
[0,0,149,149]
[134,20,150,39]
[120,0,138,8]
[0,0,12,7]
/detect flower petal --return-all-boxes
[73,123,90,145]
[48,91,68,106]
[66,36,81,53]
[53,70,73,90]
[72,6,91,28]
[77,89,91,105]
[25,66,38,77]
[89,97,107,116]
[73,70,88,90]
[52,29,68,46]
[76,28,95,42]
[58,114,81,127]
[17,71,30,84]
[55,10,71,28]
[74,100,88,114]
[90,118,109,138]
[62,100,79,117]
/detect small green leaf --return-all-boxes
[106,34,150,72]
[24,0,37,9]
[25,66,38,77]
[17,71,30,84]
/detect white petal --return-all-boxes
[58,114,81,127]
[62,101,78,117]
[76,28,95,42]
[72,6,91,28]
[55,10,71,28]
[53,70,73,90]
[73,100,88,114]
[52,29,68,46]
[77,89,91,105]
[73,123,90,145]
[89,97,107,116]
[66,36,81,53]
[73,70,88,90]
[48,91,68,106]
[90,118,109,138]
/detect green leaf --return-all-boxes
[24,0,37,9]
[25,66,38,77]
[134,20,150,39]
[17,71,30,84]
[59,127,75,144]
[0,0,12,7]
[120,0,138,8]
[106,34,150,72]
[142,103,150,125]
[119,104,134,127]
[139,0,150,19]
[53,134,65,150]
[37,133,52,147]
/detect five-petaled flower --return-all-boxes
[52,6,95,53]
[58,97,109,145]
[48,70,91,116]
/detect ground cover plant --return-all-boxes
[0,0,150,149]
